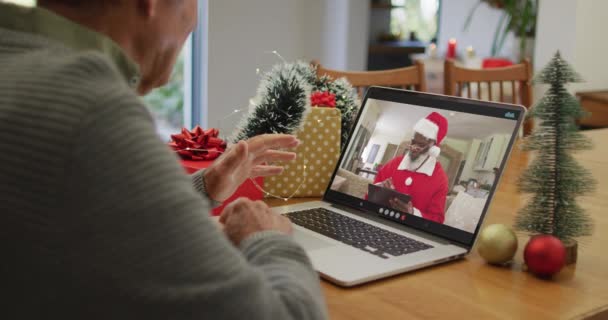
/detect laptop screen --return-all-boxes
[325,87,524,246]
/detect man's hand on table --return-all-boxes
[203,134,299,202]
[220,198,293,246]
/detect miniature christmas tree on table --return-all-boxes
[515,52,596,264]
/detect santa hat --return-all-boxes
[413,112,448,158]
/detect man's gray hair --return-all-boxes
[38,0,117,7]
[38,0,88,5]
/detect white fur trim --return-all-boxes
[397,153,436,177]
[413,118,439,141]
[429,145,441,158]
[413,207,422,217]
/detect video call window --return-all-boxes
[330,98,517,234]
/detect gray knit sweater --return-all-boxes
[0,4,326,319]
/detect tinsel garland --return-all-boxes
[232,63,312,142]
[232,61,359,150]
[515,52,596,241]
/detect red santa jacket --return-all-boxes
[373,155,449,223]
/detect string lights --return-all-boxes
[174,144,310,202]
[249,163,309,202]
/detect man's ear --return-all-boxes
[137,0,158,18]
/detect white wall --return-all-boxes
[316,0,370,70]
[207,0,324,133]
[533,0,608,97]
[340,99,380,169]
[320,0,348,70]
[474,171,496,186]
[437,0,515,59]
[533,0,578,69]
[207,0,369,133]
[442,137,471,155]
[345,0,371,71]
[532,0,578,102]
[572,0,608,92]
[362,133,401,166]
[459,139,480,183]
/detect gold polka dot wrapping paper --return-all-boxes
[265,107,342,198]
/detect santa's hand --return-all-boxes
[375,178,395,189]
[389,198,412,213]
[203,134,299,202]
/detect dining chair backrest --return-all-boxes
[444,58,533,135]
[312,60,427,98]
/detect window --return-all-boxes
[389,0,440,42]
[143,50,187,140]
[144,0,208,140]
[3,0,35,6]
[366,144,381,164]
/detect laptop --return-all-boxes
[273,87,525,286]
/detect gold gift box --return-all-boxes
[265,107,342,198]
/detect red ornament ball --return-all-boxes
[524,235,566,277]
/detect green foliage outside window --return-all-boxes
[143,55,184,131]
[390,0,439,42]
[4,0,36,6]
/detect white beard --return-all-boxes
[404,151,430,171]
[398,150,437,176]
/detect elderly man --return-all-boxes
[0,1,326,319]
[373,112,449,224]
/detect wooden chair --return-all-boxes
[444,59,534,135]
[311,60,427,98]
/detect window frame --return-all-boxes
[188,0,209,129]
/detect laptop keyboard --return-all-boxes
[286,208,433,259]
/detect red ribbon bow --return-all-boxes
[310,91,336,108]
[169,126,227,160]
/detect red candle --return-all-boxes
[446,38,457,59]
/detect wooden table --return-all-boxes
[266,129,608,320]
[577,91,608,129]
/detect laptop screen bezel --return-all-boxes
[323,86,526,248]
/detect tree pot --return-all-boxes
[563,239,578,265]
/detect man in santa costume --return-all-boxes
[373,112,449,224]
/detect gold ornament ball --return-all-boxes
[477,224,518,265]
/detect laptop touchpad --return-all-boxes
[293,229,335,251]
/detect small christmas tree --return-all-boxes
[515,52,596,242]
